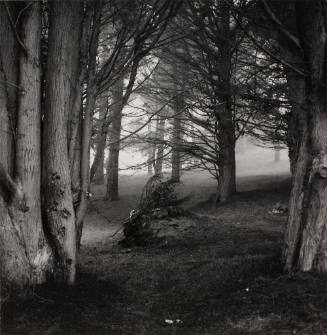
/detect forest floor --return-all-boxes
[4,166,327,334]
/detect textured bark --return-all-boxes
[43,2,83,284]
[75,3,102,248]
[68,5,93,169]
[90,95,110,184]
[106,77,124,201]
[285,68,306,174]
[0,3,18,174]
[0,3,52,287]
[71,100,82,196]
[0,5,29,285]
[16,2,52,283]
[279,41,306,175]
[283,0,327,272]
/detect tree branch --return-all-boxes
[0,163,18,203]
[261,0,302,53]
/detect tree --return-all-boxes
[90,94,110,184]
[141,1,239,199]
[252,0,327,272]
[43,1,84,284]
[278,1,327,272]
[106,77,124,201]
[0,2,49,286]
[171,87,184,182]
[0,2,84,287]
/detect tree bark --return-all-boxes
[278,39,307,175]
[16,2,52,283]
[75,3,102,248]
[68,6,93,169]
[106,77,124,201]
[43,2,83,284]
[0,3,30,287]
[0,3,53,287]
[0,3,18,175]
[283,0,327,272]
[284,67,306,174]
[90,95,110,184]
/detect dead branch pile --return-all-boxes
[120,174,189,246]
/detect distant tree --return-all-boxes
[106,77,124,201]
[91,94,110,185]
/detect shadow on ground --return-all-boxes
[4,174,327,334]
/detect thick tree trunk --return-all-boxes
[216,120,236,203]
[43,2,83,284]
[280,45,307,175]
[0,3,17,179]
[0,3,52,286]
[16,2,52,283]
[0,4,30,286]
[106,77,124,201]
[284,100,327,271]
[0,3,18,175]
[284,0,327,272]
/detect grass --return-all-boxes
[3,168,327,334]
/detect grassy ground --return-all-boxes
[3,167,327,334]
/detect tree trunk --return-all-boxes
[90,95,110,184]
[0,3,18,175]
[16,2,52,283]
[214,2,236,203]
[106,77,124,201]
[284,1,327,272]
[216,121,236,203]
[75,3,102,248]
[43,2,83,284]
[279,43,307,175]
[68,6,93,169]
[0,3,30,287]
[171,94,183,182]
[274,147,281,162]
[0,3,53,287]
[154,115,166,174]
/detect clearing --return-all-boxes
[3,164,327,334]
